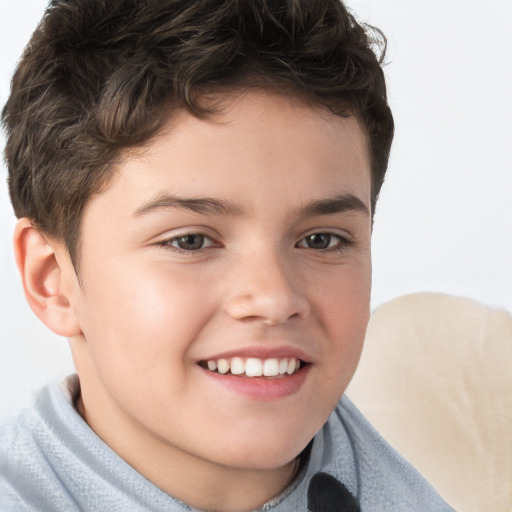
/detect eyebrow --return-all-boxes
[134,194,245,217]
[134,192,369,218]
[298,194,369,218]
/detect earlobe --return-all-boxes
[14,218,82,337]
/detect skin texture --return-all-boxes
[15,91,373,511]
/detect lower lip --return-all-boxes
[200,365,311,401]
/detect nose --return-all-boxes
[223,251,311,325]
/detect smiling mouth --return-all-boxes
[198,357,305,378]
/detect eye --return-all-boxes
[160,233,216,251]
[296,232,348,251]
[174,234,206,250]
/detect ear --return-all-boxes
[14,218,82,337]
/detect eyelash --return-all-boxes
[157,231,352,254]
[296,232,352,253]
[156,233,218,254]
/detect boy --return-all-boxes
[0,0,452,510]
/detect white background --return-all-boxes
[1,0,511,418]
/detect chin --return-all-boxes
[210,429,314,471]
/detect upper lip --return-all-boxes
[198,345,313,364]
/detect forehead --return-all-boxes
[87,91,371,221]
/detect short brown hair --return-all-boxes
[3,0,394,267]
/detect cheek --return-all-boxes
[317,259,371,333]
[311,261,371,388]
[77,261,215,371]
[74,261,220,416]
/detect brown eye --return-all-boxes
[174,234,206,250]
[303,233,332,250]
[159,232,219,253]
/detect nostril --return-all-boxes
[223,273,311,324]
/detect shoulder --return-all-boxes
[0,380,79,511]
[325,395,454,511]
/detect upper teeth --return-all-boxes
[205,357,301,377]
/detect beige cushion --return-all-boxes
[346,293,512,512]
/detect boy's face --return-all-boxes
[67,91,372,484]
